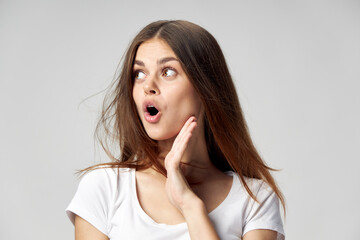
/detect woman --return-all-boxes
[66,20,285,240]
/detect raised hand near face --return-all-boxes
[164,116,199,214]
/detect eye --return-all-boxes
[134,71,146,80]
[161,68,177,78]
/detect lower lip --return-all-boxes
[144,111,161,123]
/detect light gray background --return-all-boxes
[1,0,359,239]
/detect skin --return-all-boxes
[74,38,277,240]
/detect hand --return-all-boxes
[164,116,199,214]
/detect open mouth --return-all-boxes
[143,101,161,123]
[146,105,159,116]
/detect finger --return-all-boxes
[173,121,197,160]
[176,116,196,139]
[166,117,197,170]
[173,116,197,146]
[166,123,197,169]
[177,120,197,148]
[172,119,197,154]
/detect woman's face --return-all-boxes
[132,38,203,141]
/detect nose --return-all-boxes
[143,78,159,95]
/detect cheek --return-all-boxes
[166,86,202,118]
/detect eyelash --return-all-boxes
[161,67,177,78]
[134,70,146,81]
[133,67,177,80]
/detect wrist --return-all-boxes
[180,196,206,218]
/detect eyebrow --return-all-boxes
[134,57,179,67]
[158,57,178,65]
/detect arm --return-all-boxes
[181,196,220,240]
[242,229,277,240]
[242,182,284,240]
[74,215,109,240]
[164,116,220,240]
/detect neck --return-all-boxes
[155,124,221,184]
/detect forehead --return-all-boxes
[135,38,176,60]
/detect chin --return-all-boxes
[141,116,188,141]
[147,132,177,141]
[144,127,179,141]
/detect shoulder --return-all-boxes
[79,167,132,185]
[235,175,285,238]
[209,172,284,239]
[245,177,274,198]
[74,167,134,205]
[66,167,134,232]
[230,172,274,200]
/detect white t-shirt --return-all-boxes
[66,168,285,240]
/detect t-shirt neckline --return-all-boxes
[131,169,236,228]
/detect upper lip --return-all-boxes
[142,99,161,113]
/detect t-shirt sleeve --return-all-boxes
[65,168,113,236]
[242,181,285,240]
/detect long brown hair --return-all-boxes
[82,20,285,211]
